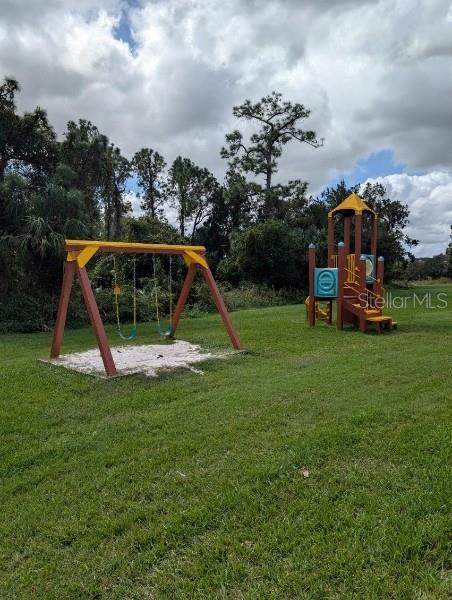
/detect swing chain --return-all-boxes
[133,257,137,328]
[152,254,160,328]
[169,255,173,326]
[113,255,137,340]
[152,254,173,337]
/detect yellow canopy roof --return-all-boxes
[328,192,377,217]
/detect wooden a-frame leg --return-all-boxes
[50,261,77,358]
[170,264,197,338]
[201,267,241,350]
[76,266,117,376]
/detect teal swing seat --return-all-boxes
[117,325,137,341]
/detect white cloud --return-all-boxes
[364,171,452,257]
[0,0,451,255]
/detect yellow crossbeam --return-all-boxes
[65,239,206,253]
[65,239,208,269]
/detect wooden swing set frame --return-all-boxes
[50,240,241,376]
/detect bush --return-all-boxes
[0,287,87,333]
[94,279,301,324]
[0,263,303,334]
[217,220,309,291]
[220,282,302,311]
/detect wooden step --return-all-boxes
[344,301,367,317]
[351,303,380,316]
[366,315,394,334]
[366,316,392,322]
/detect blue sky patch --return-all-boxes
[326,149,407,190]
[113,2,141,53]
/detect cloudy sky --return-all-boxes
[1,0,451,256]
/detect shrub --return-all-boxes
[217,220,309,291]
[0,287,87,333]
[221,282,302,311]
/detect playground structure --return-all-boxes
[308,192,397,333]
[50,240,241,376]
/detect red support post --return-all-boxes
[371,215,378,258]
[201,267,241,349]
[358,254,368,315]
[337,242,346,330]
[354,213,362,258]
[76,266,117,376]
[50,260,77,358]
[170,263,197,338]
[327,217,334,267]
[343,216,351,254]
[308,244,316,326]
[359,315,367,333]
[370,216,379,295]
[376,256,385,299]
[359,255,367,293]
[358,255,368,332]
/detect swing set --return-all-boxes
[112,254,174,340]
[50,240,241,376]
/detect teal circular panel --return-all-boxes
[362,254,375,283]
[314,268,338,298]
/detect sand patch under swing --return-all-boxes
[43,340,227,378]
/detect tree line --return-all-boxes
[404,227,452,280]
[1,77,430,332]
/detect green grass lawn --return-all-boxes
[1,285,451,599]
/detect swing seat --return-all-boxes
[117,325,137,341]
[157,324,172,338]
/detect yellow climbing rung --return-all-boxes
[346,254,356,282]
[331,254,356,282]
